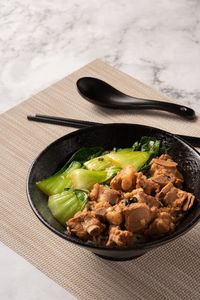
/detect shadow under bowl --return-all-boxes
[27,123,200,260]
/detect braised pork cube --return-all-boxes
[94,207,108,221]
[90,183,120,205]
[86,198,110,212]
[110,165,137,192]
[173,190,195,212]
[136,172,160,195]
[150,154,183,188]
[124,188,161,208]
[123,203,151,233]
[105,205,123,226]
[157,182,195,212]
[67,211,105,239]
[146,211,175,237]
[157,182,178,206]
[106,226,134,247]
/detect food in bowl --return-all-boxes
[36,136,195,248]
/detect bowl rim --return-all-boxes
[26,123,200,252]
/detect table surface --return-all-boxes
[1,1,200,299]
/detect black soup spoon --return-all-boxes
[76,77,196,120]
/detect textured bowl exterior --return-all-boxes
[27,124,200,260]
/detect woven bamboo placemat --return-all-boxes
[1,59,200,300]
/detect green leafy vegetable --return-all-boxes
[48,189,88,225]
[57,147,103,174]
[132,136,163,156]
[84,148,150,171]
[106,149,150,169]
[84,155,116,171]
[36,161,81,196]
[132,136,166,172]
[36,147,103,195]
[69,167,120,190]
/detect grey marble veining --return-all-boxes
[1,1,200,300]
[1,0,200,114]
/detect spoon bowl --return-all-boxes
[77,77,195,120]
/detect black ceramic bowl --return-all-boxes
[27,124,200,260]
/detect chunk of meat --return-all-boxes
[146,211,175,237]
[67,211,89,240]
[152,174,174,188]
[123,203,151,233]
[157,182,195,212]
[89,183,120,205]
[67,211,105,240]
[151,154,178,168]
[110,165,137,191]
[106,205,123,226]
[86,198,111,211]
[89,183,100,201]
[157,182,178,206]
[106,226,134,247]
[150,154,183,188]
[136,172,160,195]
[124,188,161,208]
[95,207,108,221]
[173,190,195,212]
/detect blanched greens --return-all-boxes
[85,149,150,171]
[132,136,165,156]
[36,161,81,196]
[37,136,165,225]
[57,146,103,174]
[48,189,88,224]
[132,136,166,172]
[36,147,103,196]
[69,167,120,190]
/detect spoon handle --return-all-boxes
[120,96,195,119]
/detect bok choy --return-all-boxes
[36,161,81,196]
[48,189,88,225]
[132,136,166,171]
[36,147,103,196]
[69,167,120,190]
[84,149,150,171]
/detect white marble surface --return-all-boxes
[1,0,200,299]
